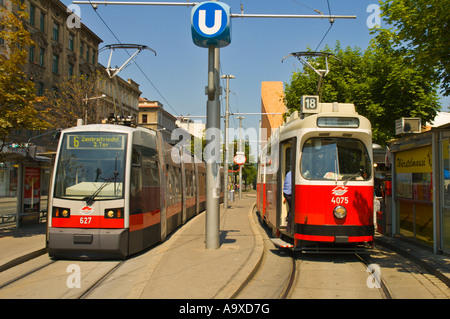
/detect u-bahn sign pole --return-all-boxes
[74,0,356,250]
[191,1,231,249]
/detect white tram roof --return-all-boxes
[284,102,371,132]
[62,123,157,136]
[261,101,372,152]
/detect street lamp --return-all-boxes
[220,74,235,209]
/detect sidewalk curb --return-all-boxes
[0,248,47,273]
[375,236,450,289]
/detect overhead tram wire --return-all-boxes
[289,0,324,15]
[289,0,335,52]
[88,1,180,116]
[314,0,334,51]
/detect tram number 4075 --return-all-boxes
[331,197,348,204]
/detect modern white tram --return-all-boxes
[47,120,221,259]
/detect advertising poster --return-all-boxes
[24,166,40,212]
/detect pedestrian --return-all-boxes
[283,171,292,232]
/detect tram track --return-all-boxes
[0,259,56,290]
[355,252,392,299]
[0,255,127,298]
[278,250,297,299]
[233,209,296,299]
[76,260,125,299]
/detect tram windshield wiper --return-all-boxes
[82,171,119,206]
[343,169,364,185]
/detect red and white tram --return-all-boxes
[257,96,374,251]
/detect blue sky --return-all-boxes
[62,0,448,137]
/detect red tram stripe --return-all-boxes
[129,209,161,232]
[51,216,123,228]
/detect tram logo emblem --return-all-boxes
[80,206,94,215]
[332,186,348,196]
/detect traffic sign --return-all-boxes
[191,1,231,48]
[234,153,246,165]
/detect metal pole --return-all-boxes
[230,13,356,19]
[73,1,198,6]
[221,74,234,209]
[237,116,244,199]
[205,46,221,249]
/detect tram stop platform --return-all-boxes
[0,190,449,298]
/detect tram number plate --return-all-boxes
[331,197,348,204]
[80,216,92,224]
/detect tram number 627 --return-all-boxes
[331,197,348,204]
[80,216,92,224]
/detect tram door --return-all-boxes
[278,138,296,234]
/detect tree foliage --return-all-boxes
[284,37,440,146]
[0,1,48,149]
[38,70,108,128]
[379,0,450,96]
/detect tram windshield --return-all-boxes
[53,132,127,200]
[301,137,372,181]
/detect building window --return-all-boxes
[0,25,4,46]
[38,82,44,96]
[29,5,35,26]
[142,114,148,123]
[92,50,96,65]
[395,146,433,246]
[39,47,45,66]
[39,12,45,32]
[52,22,59,41]
[68,63,74,76]
[79,41,84,58]
[52,54,59,74]
[68,33,74,51]
[29,45,34,62]
[86,46,90,62]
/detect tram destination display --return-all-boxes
[67,134,125,150]
[317,117,360,128]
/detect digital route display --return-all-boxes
[67,134,125,150]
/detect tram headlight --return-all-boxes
[52,207,70,218]
[104,208,124,219]
[333,206,347,219]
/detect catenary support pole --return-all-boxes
[221,74,235,210]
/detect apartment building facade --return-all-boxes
[0,0,102,94]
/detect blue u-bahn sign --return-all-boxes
[191,1,231,48]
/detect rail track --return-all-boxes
[0,255,126,299]
[238,208,450,299]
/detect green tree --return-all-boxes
[284,38,440,146]
[39,71,107,128]
[379,0,450,96]
[0,1,48,150]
